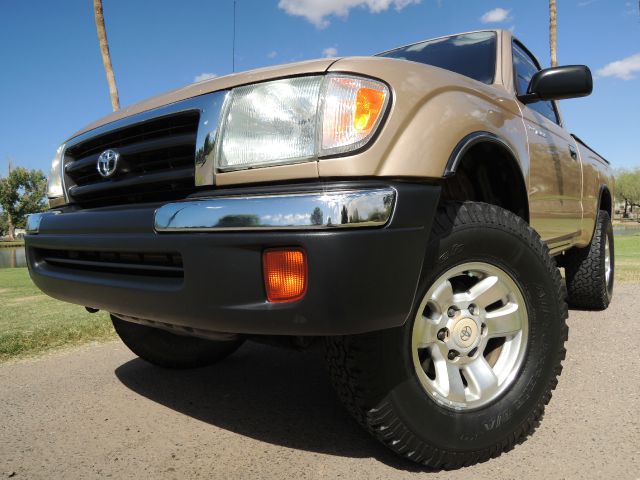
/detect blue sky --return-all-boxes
[0,0,639,174]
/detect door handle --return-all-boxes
[568,145,578,160]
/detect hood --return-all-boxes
[69,58,340,140]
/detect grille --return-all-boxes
[64,112,199,207]
[34,248,184,278]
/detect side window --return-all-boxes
[512,43,560,125]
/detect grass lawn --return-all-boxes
[614,232,640,283]
[0,268,114,362]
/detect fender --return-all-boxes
[444,131,521,178]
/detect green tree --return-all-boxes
[215,214,260,228]
[616,168,640,217]
[310,207,324,225]
[0,167,48,240]
[0,211,7,237]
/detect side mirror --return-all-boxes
[519,65,593,104]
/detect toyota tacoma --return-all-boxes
[26,30,614,468]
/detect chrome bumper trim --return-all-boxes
[25,211,61,234]
[154,188,396,232]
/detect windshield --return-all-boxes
[377,31,497,84]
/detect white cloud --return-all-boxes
[278,0,420,28]
[267,51,278,59]
[260,213,309,225]
[480,7,511,23]
[597,53,640,80]
[322,47,338,57]
[193,72,218,83]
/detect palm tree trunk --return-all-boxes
[549,0,558,67]
[93,0,120,111]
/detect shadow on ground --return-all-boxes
[115,341,427,472]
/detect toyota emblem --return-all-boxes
[97,149,120,178]
[460,325,472,342]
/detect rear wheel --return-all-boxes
[564,209,614,310]
[112,315,243,369]
[325,202,568,469]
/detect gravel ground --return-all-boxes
[1,283,639,480]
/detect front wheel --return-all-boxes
[112,315,244,369]
[325,202,568,469]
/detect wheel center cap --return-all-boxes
[452,318,479,349]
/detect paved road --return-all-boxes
[1,284,639,480]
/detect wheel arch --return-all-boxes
[598,185,613,217]
[441,132,530,222]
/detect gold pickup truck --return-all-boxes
[26,30,614,468]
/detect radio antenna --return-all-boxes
[232,0,236,72]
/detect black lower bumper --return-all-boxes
[26,181,440,336]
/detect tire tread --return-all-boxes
[326,202,568,469]
[564,210,613,310]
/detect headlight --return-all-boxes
[47,144,65,204]
[216,74,389,171]
[218,76,322,171]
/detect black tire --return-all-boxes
[564,210,614,310]
[111,315,243,369]
[325,202,568,469]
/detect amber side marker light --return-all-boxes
[354,87,386,132]
[263,248,307,303]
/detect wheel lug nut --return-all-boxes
[481,323,487,334]
[447,307,457,318]
[437,328,448,341]
[469,304,476,315]
[448,350,459,360]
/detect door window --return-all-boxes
[513,42,560,124]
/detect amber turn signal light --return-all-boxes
[354,87,386,132]
[263,248,307,303]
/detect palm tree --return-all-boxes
[549,0,558,67]
[93,0,120,111]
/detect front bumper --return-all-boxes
[26,181,440,336]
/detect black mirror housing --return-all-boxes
[519,65,593,104]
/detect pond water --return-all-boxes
[613,224,640,236]
[0,247,26,268]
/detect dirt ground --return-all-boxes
[1,283,639,479]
